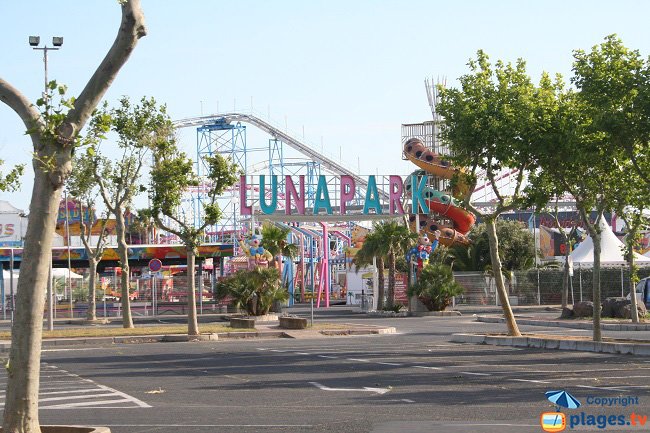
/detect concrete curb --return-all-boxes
[476,315,650,331]
[0,325,397,351]
[367,310,462,317]
[451,333,650,356]
[409,311,462,317]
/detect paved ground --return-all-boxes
[5,311,648,433]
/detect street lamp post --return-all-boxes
[29,35,63,95]
[30,35,62,326]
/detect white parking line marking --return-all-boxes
[509,379,552,384]
[42,398,136,409]
[317,355,338,359]
[460,372,491,376]
[376,362,403,366]
[413,365,443,370]
[309,382,390,394]
[575,385,629,392]
[347,358,370,363]
[0,363,151,410]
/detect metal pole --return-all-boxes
[10,249,15,324]
[537,268,541,305]
[65,190,72,318]
[198,260,204,315]
[43,45,48,93]
[579,263,583,302]
[152,274,156,317]
[620,267,624,297]
[310,290,314,327]
[47,265,54,331]
[1,264,5,321]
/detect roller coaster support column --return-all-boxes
[316,222,330,308]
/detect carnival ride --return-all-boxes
[403,137,475,246]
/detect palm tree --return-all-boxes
[353,230,387,309]
[261,222,299,266]
[215,267,288,316]
[373,221,417,309]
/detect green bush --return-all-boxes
[408,263,464,311]
[383,303,405,313]
[216,267,288,316]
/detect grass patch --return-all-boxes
[0,321,357,340]
[0,324,247,340]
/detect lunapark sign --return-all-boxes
[239,174,432,216]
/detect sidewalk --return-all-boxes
[451,308,650,356]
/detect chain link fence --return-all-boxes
[453,266,650,306]
[42,268,229,319]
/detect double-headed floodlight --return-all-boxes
[28,35,64,95]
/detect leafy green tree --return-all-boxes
[67,153,110,321]
[543,201,580,310]
[372,220,417,309]
[607,160,650,323]
[528,35,650,341]
[572,35,650,325]
[149,139,240,336]
[353,230,387,309]
[92,96,169,329]
[0,161,24,192]
[407,263,464,311]
[437,52,541,336]
[448,220,536,273]
[0,2,145,430]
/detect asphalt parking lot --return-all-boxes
[7,313,648,433]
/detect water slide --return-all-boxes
[403,138,475,246]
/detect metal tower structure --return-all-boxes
[173,112,378,244]
[193,119,247,245]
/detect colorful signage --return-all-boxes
[240,174,429,216]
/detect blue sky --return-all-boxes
[2,0,650,211]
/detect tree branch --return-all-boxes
[485,158,505,204]
[0,78,44,139]
[94,169,115,214]
[64,0,147,136]
[154,215,184,239]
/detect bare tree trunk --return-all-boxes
[1,3,145,431]
[376,256,385,310]
[485,218,521,337]
[187,248,199,336]
[386,251,396,309]
[592,233,602,342]
[628,250,639,323]
[115,211,133,328]
[86,257,98,321]
[3,152,66,432]
[562,242,570,309]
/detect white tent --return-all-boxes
[2,269,19,293]
[51,268,84,279]
[570,217,650,265]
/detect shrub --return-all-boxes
[383,303,405,313]
[408,263,464,311]
[216,267,288,316]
